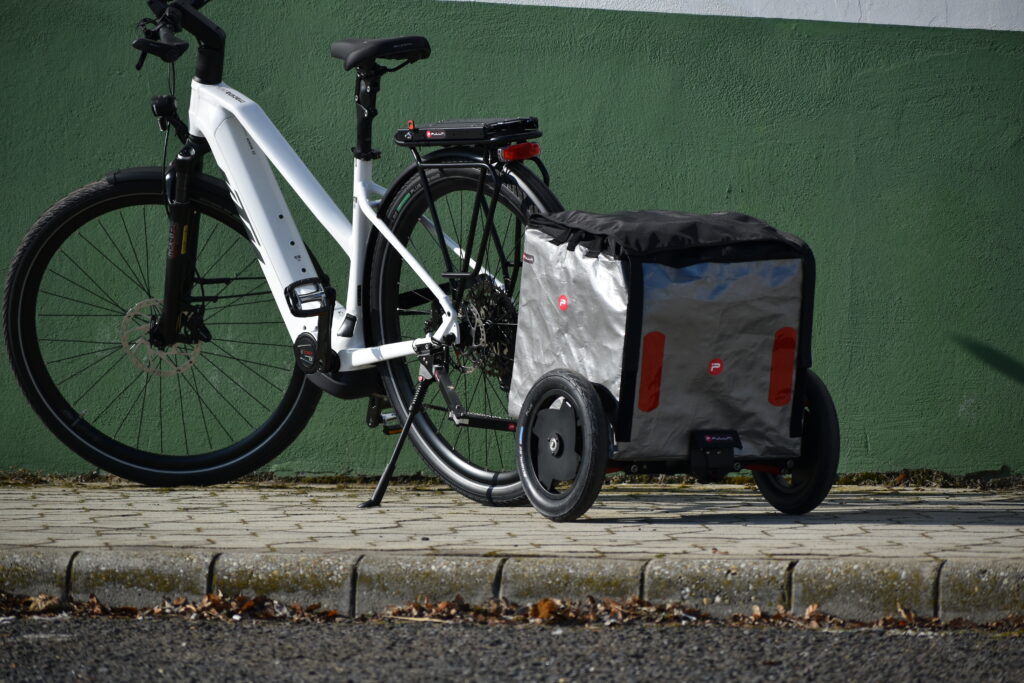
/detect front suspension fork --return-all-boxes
[153,139,205,347]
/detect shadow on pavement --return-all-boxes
[582,490,1024,526]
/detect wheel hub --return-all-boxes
[531,399,580,485]
[120,298,202,376]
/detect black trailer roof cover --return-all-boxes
[530,210,809,262]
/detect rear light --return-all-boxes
[499,142,540,161]
[637,331,665,412]
[768,327,797,406]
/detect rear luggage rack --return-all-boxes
[395,117,541,148]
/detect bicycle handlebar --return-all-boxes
[135,0,225,83]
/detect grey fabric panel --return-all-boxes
[508,230,628,419]
[616,260,804,461]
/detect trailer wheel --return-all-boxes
[754,370,840,514]
[516,370,609,522]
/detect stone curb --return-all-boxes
[500,557,645,605]
[645,558,792,618]
[1,548,1022,621]
[213,552,360,615]
[71,550,213,606]
[791,558,940,622]
[356,554,501,616]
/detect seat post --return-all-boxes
[353,64,384,160]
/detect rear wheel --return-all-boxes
[3,171,321,485]
[368,161,562,505]
[753,370,839,514]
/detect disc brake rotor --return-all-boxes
[456,277,517,387]
[120,298,202,377]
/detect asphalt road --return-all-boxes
[3,617,1022,682]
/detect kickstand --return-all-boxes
[358,374,435,508]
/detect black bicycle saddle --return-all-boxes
[330,36,431,71]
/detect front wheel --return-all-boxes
[753,370,840,514]
[367,160,562,505]
[3,170,321,485]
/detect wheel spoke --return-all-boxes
[142,206,152,296]
[204,346,291,373]
[119,212,152,298]
[175,371,190,456]
[202,353,275,414]
[39,289,124,317]
[209,337,292,349]
[46,258,126,315]
[46,344,126,365]
[192,363,257,430]
[77,230,150,298]
[182,366,221,449]
[70,348,129,405]
[205,345,287,393]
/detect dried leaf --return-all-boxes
[896,601,916,622]
[804,603,819,620]
[25,594,60,613]
[530,598,560,621]
[751,605,762,619]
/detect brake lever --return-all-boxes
[132,35,189,64]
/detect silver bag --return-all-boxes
[509,210,814,462]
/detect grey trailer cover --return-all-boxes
[510,210,815,462]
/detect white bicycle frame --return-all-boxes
[187,78,462,372]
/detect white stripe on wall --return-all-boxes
[442,0,1024,32]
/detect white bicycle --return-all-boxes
[2,0,562,505]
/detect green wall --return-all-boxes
[2,1,1022,475]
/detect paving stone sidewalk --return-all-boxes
[1,483,1022,621]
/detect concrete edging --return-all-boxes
[2,548,1022,621]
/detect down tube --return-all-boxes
[204,115,325,342]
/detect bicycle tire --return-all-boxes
[3,168,322,485]
[753,369,840,514]
[517,369,610,522]
[367,160,562,505]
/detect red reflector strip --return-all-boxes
[768,327,798,406]
[638,331,666,412]
[499,142,540,162]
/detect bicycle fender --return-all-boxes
[104,166,232,203]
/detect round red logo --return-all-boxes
[557,295,569,311]
[708,358,724,375]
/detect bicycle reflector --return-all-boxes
[499,142,540,161]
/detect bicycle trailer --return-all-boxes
[509,210,838,521]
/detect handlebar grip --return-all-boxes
[159,24,189,52]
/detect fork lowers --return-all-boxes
[153,138,207,349]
